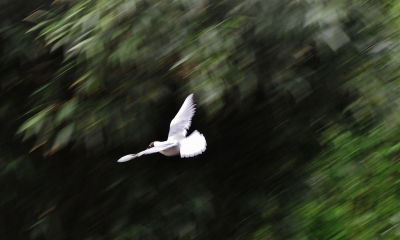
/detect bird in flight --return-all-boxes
[117,94,206,162]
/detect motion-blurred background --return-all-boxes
[1,0,400,239]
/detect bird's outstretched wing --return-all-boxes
[117,143,176,162]
[168,94,196,141]
[179,130,207,158]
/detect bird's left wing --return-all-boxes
[117,143,176,162]
[168,94,196,140]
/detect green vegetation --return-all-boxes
[2,0,400,239]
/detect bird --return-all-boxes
[117,94,206,162]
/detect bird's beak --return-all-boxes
[147,142,154,149]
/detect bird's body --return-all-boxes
[154,140,179,156]
[160,145,180,156]
[117,94,206,162]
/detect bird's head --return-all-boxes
[147,142,154,149]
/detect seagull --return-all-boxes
[117,94,206,162]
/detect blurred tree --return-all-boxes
[2,0,400,239]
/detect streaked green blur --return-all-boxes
[1,0,400,239]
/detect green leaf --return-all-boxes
[2,157,23,174]
[30,82,53,97]
[25,20,51,34]
[55,99,78,124]
[67,37,95,53]
[45,22,73,43]
[27,218,47,230]
[51,123,75,152]
[17,107,52,134]
[170,52,195,70]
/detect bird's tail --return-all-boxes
[180,130,207,158]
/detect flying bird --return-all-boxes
[117,94,206,162]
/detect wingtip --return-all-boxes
[188,93,196,106]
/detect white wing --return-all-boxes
[168,94,196,140]
[180,130,207,158]
[117,143,176,162]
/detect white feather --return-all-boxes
[180,130,207,158]
[168,94,196,141]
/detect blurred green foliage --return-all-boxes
[2,0,400,239]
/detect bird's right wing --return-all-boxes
[117,143,176,162]
[168,94,196,141]
[179,130,207,158]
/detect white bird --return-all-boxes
[117,94,206,162]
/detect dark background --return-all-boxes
[1,0,400,239]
